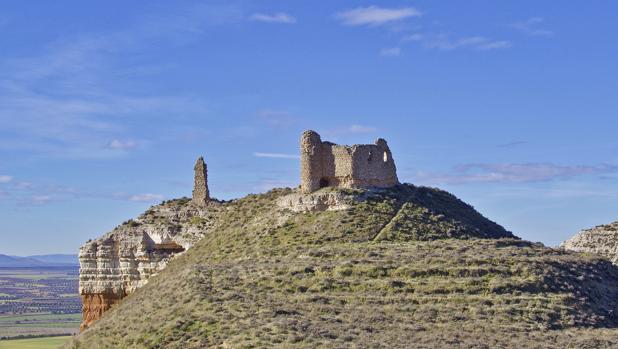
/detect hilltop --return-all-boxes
[65,185,618,348]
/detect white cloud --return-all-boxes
[422,35,511,51]
[30,195,52,205]
[127,193,164,202]
[254,152,300,159]
[336,6,421,27]
[348,124,378,133]
[416,163,618,185]
[257,109,298,128]
[14,181,33,189]
[107,139,138,150]
[0,174,172,206]
[0,4,216,159]
[477,40,512,50]
[379,47,401,57]
[0,175,13,183]
[249,13,296,24]
[402,33,423,42]
[498,141,527,148]
[510,17,553,37]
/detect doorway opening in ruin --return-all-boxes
[383,151,389,162]
[319,177,330,188]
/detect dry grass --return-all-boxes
[65,186,618,348]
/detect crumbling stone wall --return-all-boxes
[192,156,209,206]
[300,130,399,193]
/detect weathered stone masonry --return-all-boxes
[300,130,399,193]
[192,156,209,206]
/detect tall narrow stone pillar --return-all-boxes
[192,156,209,206]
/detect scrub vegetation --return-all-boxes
[66,185,618,348]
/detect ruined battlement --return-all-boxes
[300,130,399,193]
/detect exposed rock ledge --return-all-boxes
[561,221,618,264]
[79,198,220,330]
[276,189,360,212]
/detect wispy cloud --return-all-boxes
[422,35,511,51]
[402,33,424,42]
[417,163,618,185]
[249,12,296,24]
[107,139,138,150]
[510,17,553,37]
[257,109,299,128]
[125,193,165,202]
[29,195,52,205]
[254,152,300,159]
[0,4,221,159]
[1,175,166,206]
[498,141,528,148]
[0,175,13,183]
[348,124,378,133]
[336,6,421,27]
[320,124,380,137]
[379,47,401,57]
[7,181,79,206]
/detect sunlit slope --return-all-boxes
[66,185,618,348]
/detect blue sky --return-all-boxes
[1,1,617,255]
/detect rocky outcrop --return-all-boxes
[277,189,358,212]
[80,156,219,330]
[561,221,618,264]
[79,198,220,330]
[80,293,124,331]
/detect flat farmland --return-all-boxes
[0,267,80,339]
[0,335,71,348]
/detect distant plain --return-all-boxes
[0,335,71,349]
[0,267,80,339]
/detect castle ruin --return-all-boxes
[192,156,210,205]
[300,130,399,193]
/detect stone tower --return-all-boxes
[192,156,210,206]
[300,130,399,193]
[300,130,324,193]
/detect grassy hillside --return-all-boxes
[66,185,618,348]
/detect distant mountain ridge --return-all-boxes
[27,254,79,265]
[0,253,78,267]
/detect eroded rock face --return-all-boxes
[276,189,358,212]
[79,198,220,330]
[80,293,124,331]
[561,221,618,264]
